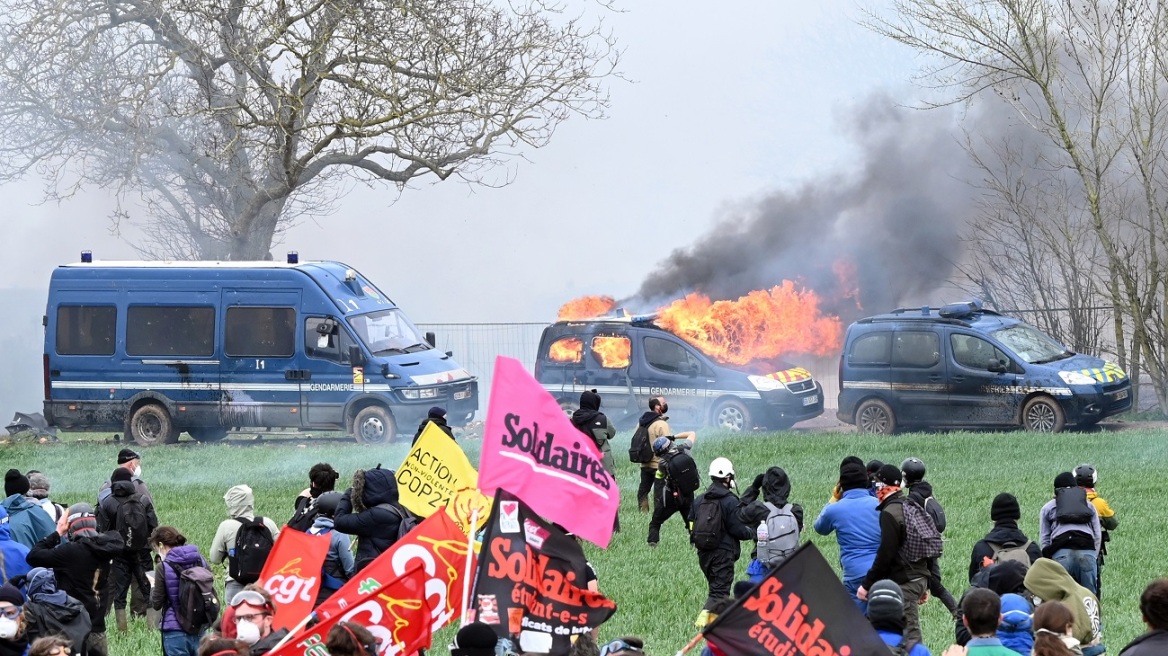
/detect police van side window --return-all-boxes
[126,306,215,357]
[547,336,583,364]
[892,331,940,368]
[56,306,116,356]
[849,332,891,365]
[305,317,353,363]
[590,335,631,369]
[226,307,296,357]
[644,336,699,374]
[951,334,1009,370]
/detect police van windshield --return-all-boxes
[348,310,429,355]
[991,324,1071,364]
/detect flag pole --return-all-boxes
[460,506,480,626]
[270,612,315,651]
[675,632,704,656]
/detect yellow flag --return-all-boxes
[395,422,492,534]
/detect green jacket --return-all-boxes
[1024,558,1103,649]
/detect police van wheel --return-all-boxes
[189,427,228,442]
[856,399,896,435]
[127,404,179,447]
[713,400,750,432]
[353,405,396,444]
[1022,396,1065,433]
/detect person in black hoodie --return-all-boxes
[412,406,455,446]
[26,503,124,656]
[286,462,340,533]
[968,493,1042,582]
[572,390,618,533]
[953,559,1030,646]
[901,458,958,617]
[20,568,91,655]
[737,466,804,579]
[96,468,159,632]
[333,466,405,573]
[689,457,754,621]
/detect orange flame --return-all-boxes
[557,296,616,321]
[548,337,583,363]
[656,282,841,365]
[591,335,631,368]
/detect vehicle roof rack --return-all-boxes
[858,316,972,327]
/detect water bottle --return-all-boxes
[756,521,768,548]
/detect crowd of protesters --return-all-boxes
[0,393,1162,656]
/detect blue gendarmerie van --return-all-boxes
[535,315,824,431]
[837,300,1132,433]
[44,253,477,446]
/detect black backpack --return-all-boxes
[889,637,918,656]
[1055,487,1093,524]
[379,503,419,541]
[114,494,151,551]
[229,517,275,584]
[628,420,657,463]
[169,561,220,634]
[286,496,318,533]
[690,495,725,551]
[662,451,701,495]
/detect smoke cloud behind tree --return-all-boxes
[634,96,981,318]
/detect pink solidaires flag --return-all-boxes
[478,356,619,548]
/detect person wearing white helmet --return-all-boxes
[688,457,753,624]
[1075,464,1117,599]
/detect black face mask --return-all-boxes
[661,404,669,414]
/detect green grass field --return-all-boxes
[4,427,1166,655]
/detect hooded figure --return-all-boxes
[26,503,124,637]
[737,467,805,581]
[0,481,56,550]
[21,567,92,654]
[0,507,31,584]
[956,560,1032,646]
[412,406,455,446]
[968,493,1042,582]
[571,390,616,475]
[1024,558,1104,652]
[334,466,405,573]
[209,485,281,603]
[998,593,1034,655]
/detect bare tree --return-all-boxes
[0,0,618,259]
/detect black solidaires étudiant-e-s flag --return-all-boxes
[704,542,889,656]
[471,489,618,656]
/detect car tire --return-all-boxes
[127,404,179,446]
[353,405,396,444]
[713,399,751,432]
[189,427,229,442]
[1022,396,1066,433]
[856,399,897,435]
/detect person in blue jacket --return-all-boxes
[814,457,881,612]
[0,507,31,585]
[867,579,932,656]
[305,492,355,605]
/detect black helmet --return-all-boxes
[1074,464,1097,487]
[315,491,344,518]
[901,457,926,484]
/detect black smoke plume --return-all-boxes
[634,96,980,319]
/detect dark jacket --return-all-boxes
[22,567,91,655]
[412,417,455,446]
[334,467,403,573]
[689,483,754,558]
[251,627,291,655]
[98,476,152,505]
[571,393,616,475]
[905,481,946,533]
[737,467,805,531]
[0,495,56,549]
[0,506,31,584]
[151,544,208,633]
[861,490,930,589]
[0,634,28,656]
[967,521,1042,582]
[1119,630,1168,656]
[26,530,125,633]
[96,479,160,553]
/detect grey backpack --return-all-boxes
[756,502,799,567]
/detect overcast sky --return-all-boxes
[0,1,919,324]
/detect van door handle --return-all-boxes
[952,375,965,383]
[929,374,942,381]
[285,369,312,381]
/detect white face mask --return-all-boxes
[236,619,261,644]
[0,615,19,639]
[133,465,142,478]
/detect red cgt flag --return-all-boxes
[315,509,475,639]
[267,562,430,656]
[258,528,331,631]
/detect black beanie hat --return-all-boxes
[4,469,29,497]
[839,463,869,492]
[987,560,1029,596]
[1054,472,1076,490]
[117,448,141,465]
[451,621,497,656]
[0,583,22,606]
[991,493,1021,522]
[840,455,864,470]
[866,460,884,476]
[111,467,133,483]
[875,464,902,487]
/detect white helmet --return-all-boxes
[709,457,735,479]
